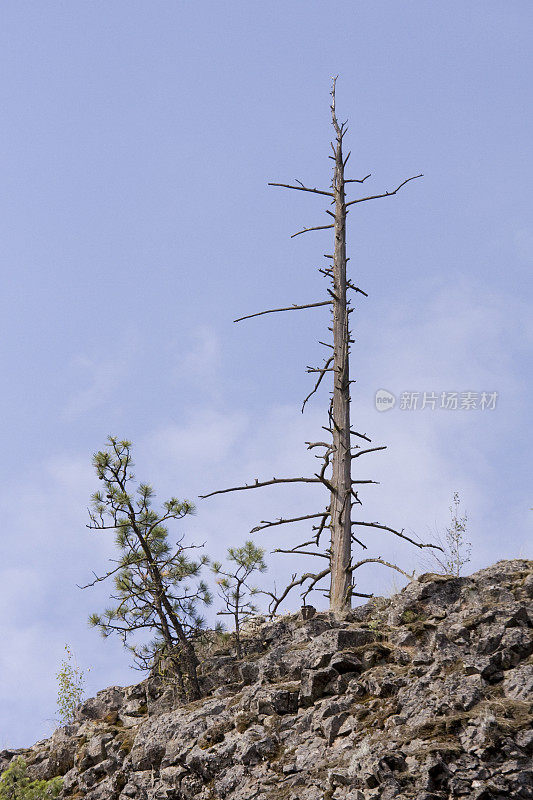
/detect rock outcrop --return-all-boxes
[1,559,532,800]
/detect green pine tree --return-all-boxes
[83,436,211,700]
[212,541,267,658]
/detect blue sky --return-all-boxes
[1,1,531,748]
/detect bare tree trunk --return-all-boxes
[121,493,201,699]
[200,79,427,615]
[234,612,242,660]
[234,582,242,659]
[329,83,352,613]
[158,587,201,699]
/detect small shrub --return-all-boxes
[420,492,471,577]
[56,644,87,725]
[0,757,62,799]
[439,492,471,576]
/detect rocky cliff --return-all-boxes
[1,559,532,800]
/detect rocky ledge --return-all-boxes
[1,559,532,800]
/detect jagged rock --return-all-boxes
[2,559,532,800]
[307,627,377,669]
[249,684,300,715]
[78,686,125,720]
[329,650,363,674]
[299,666,339,706]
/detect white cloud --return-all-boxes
[0,452,135,747]
[178,325,220,382]
[2,275,530,750]
[360,275,529,394]
[513,225,533,264]
[62,333,139,420]
[146,408,249,471]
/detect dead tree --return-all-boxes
[201,78,437,614]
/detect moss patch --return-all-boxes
[197,721,232,750]
[115,730,136,756]
[401,608,427,625]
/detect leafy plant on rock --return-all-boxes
[433,492,471,577]
[56,644,87,725]
[0,757,62,800]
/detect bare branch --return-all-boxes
[346,281,368,297]
[351,489,362,504]
[302,356,334,412]
[291,223,334,239]
[351,446,386,459]
[346,174,423,207]
[268,182,334,198]
[77,564,125,589]
[351,520,442,550]
[352,534,367,550]
[250,512,329,534]
[262,566,331,616]
[316,444,333,481]
[345,174,371,184]
[199,476,322,500]
[273,548,329,559]
[314,473,335,492]
[350,429,372,443]
[312,510,331,546]
[234,301,331,324]
[351,557,415,580]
